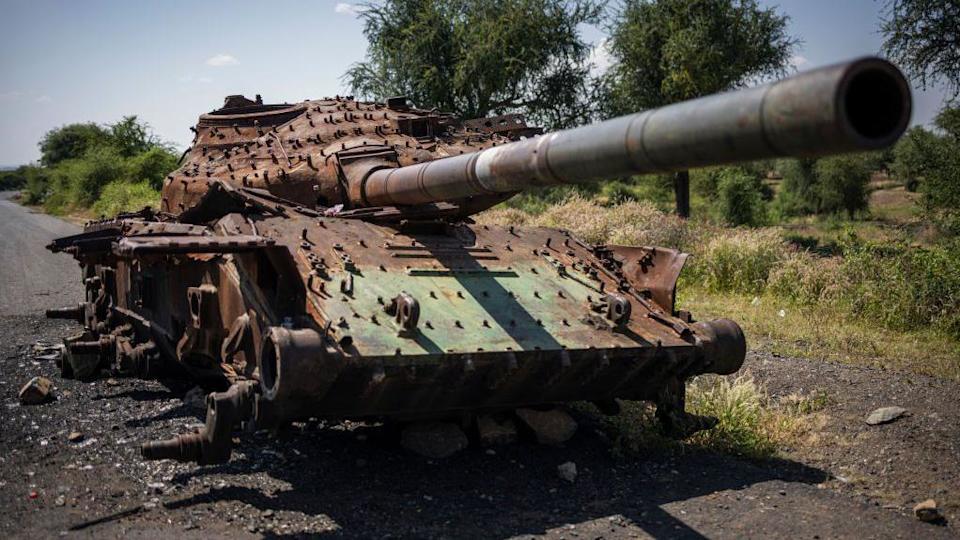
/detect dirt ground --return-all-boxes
[1,191,957,538]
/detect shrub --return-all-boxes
[891,126,939,191]
[92,181,161,216]
[0,166,28,190]
[685,228,786,293]
[766,252,845,304]
[716,168,766,226]
[20,166,51,204]
[918,136,960,235]
[38,122,112,166]
[774,158,819,216]
[128,146,179,189]
[839,239,960,339]
[814,154,871,218]
[65,146,127,207]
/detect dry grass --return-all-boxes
[678,290,960,381]
[581,374,830,459]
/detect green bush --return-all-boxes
[65,146,127,207]
[716,168,766,226]
[23,116,180,215]
[92,181,161,216]
[772,158,818,217]
[814,155,871,218]
[38,122,112,166]
[685,228,786,293]
[891,126,939,191]
[128,146,179,189]
[840,238,960,339]
[918,129,960,235]
[19,166,49,204]
[0,165,39,191]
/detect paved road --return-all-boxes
[0,192,82,316]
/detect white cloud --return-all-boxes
[206,53,239,67]
[197,76,213,84]
[334,2,365,16]
[0,90,22,101]
[35,95,52,103]
[588,39,612,75]
[789,55,809,68]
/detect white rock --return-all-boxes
[557,461,577,483]
[865,406,907,425]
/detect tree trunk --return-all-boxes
[674,170,690,218]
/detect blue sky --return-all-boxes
[0,0,950,165]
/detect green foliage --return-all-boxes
[38,122,111,167]
[601,0,796,114]
[773,158,817,216]
[109,115,163,157]
[67,146,129,206]
[128,146,180,189]
[0,165,34,190]
[91,181,161,216]
[774,154,871,219]
[21,166,51,204]
[345,0,601,129]
[27,116,179,214]
[814,155,871,219]
[891,126,940,191]
[839,237,960,339]
[919,135,960,235]
[716,168,767,226]
[880,0,960,99]
[936,106,960,138]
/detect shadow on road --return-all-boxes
[164,419,828,538]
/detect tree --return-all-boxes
[880,0,960,100]
[601,0,796,217]
[345,0,601,129]
[935,105,960,139]
[815,155,871,219]
[38,123,111,166]
[110,116,162,157]
[891,126,939,191]
[716,168,766,226]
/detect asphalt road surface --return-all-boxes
[0,193,954,539]
[0,192,81,315]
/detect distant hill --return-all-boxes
[0,165,22,172]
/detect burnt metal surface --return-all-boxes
[43,57,910,465]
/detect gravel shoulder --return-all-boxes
[0,193,956,538]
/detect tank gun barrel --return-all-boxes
[358,57,910,207]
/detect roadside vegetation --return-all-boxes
[16,116,173,217]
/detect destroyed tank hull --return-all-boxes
[45,57,910,464]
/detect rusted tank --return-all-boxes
[45,57,910,464]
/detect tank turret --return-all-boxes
[161,57,908,217]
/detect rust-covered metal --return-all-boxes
[44,57,910,465]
